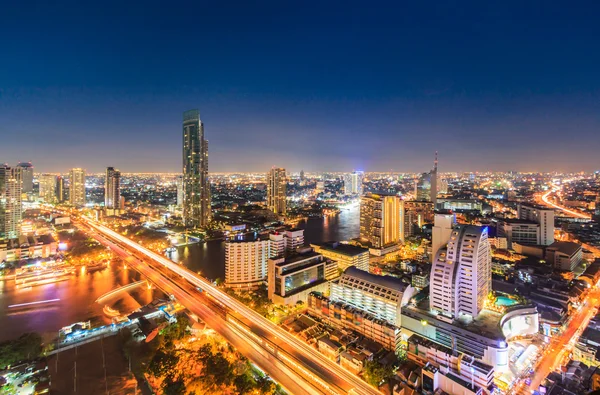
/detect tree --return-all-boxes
[162,374,186,395]
[363,360,396,387]
[147,349,179,378]
[161,315,189,343]
[0,333,43,369]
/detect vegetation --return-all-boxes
[363,359,397,388]
[0,333,43,369]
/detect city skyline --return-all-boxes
[2,2,600,173]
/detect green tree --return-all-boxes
[0,333,43,369]
[147,349,179,378]
[161,315,189,344]
[162,374,186,395]
[363,360,396,388]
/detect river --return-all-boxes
[0,206,359,342]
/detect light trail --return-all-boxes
[540,189,591,219]
[8,298,61,308]
[95,280,146,303]
[81,216,381,395]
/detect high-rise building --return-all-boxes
[225,238,271,290]
[0,165,23,240]
[431,212,455,263]
[182,109,211,227]
[415,152,438,205]
[105,167,121,210]
[343,171,364,195]
[430,225,491,319]
[69,168,86,207]
[55,175,66,203]
[39,174,57,203]
[176,175,184,207]
[17,162,33,194]
[267,167,287,215]
[517,203,554,245]
[360,193,401,249]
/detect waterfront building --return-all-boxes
[0,234,57,262]
[330,267,416,328]
[267,247,335,305]
[0,165,23,240]
[267,167,287,215]
[517,203,554,245]
[69,168,86,207]
[182,109,211,227]
[431,212,455,263]
[430,225,491,319]
[360,193,401,249]
[105,167,122,213]
[225,238,271,290]
[39,174,57,203]
[17,162,33,194]
[311,242,369,272]
[343,171,364,195]
[269,228,305,257]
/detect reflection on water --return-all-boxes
[0,205,360,341]
[0,263,159,342]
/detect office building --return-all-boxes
[0,165,23,240]
[415,152,438,205]
[360,193,401,249]
[343,171,364,195]
[55,175,66,203]
[17,162,33,194]
[176,175,184,207]
[311,242,369,272]
[69,168,86,207]
[267,167,287,215]
[430,225,491,319]
[497,219,540,249]
[182,109,211,228]
[330,266,416,327]
[225,238,271,290]
[267,248,335,305]
[105,167,122,213]
[269,228,305,257]
[545,241,583,272]
[403,200,434,234]
[39,174,57,203]
[431,212,455,263]
[517,203,554,245]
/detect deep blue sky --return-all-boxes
[1,1,599,173]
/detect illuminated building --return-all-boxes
[268,229,304,257]
[439,178,448,194]
[225,238,271,290]
[182,109,211,227]
[105,167,122,212]
[17,162,33,194]
[55,175,66,203]
[517,203,554,245]
[497,219,539,249]
[343,171,364,195]
[430,225,491,319]
[69,168,86,207]
[0,165,23,240]
[545,241,582,272]
[176,175,183,207]
[267,167,287,215]
[360,193,401,249]
[267,247,335,305]
[431,212,455,263]
[415,152,438,205]
[39,174,57,203]
[403,200,434,236]
[311,242,369,272]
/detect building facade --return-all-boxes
[267,167,287,215]
[0,165,23,240]
[431,212,455,263]
[343,171,364,195]
[69,168,86,207]
[105,167,121,211]
[225,239,271,290]
[39,174,57,203]
[360,193,401,249]
[311,242,369,272]
[182,109,211,228]
[517,203,554,246]
[17,162,33,194]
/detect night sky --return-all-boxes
[1,1,599,173]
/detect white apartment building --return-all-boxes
[343,171,364,195]
[1,165,23,240]
[225,238,271,290]
[517,203,554,245]
[431,212,455,263]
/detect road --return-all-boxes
[524,288,600,393]
[539,189,591,220]
[76,217,381,395]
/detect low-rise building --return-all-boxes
[0,234,58,262]
[310,242,369,272]
[317,336,345,363]
[545,241,583,272]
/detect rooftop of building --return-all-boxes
[311,242,368,257]
[547,241,582,256]
[580,327,600,346]
[340,266,411,293]
[499,218,539,225]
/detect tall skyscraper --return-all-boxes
[267,167,287,215]
[430,225,491,319]
[415,152,438,205]
[39,174,57,203]
[360,193,401,249]
[344,171,364,195]
[431,212,455,263]
[182,109,211,227]
[105,167,121,210]
[0,165,23,240]
[69,168,86,207]
[17,162,33,194]
[55,175,66,203]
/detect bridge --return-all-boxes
[95,280,148,304]
[77,216,380,395]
